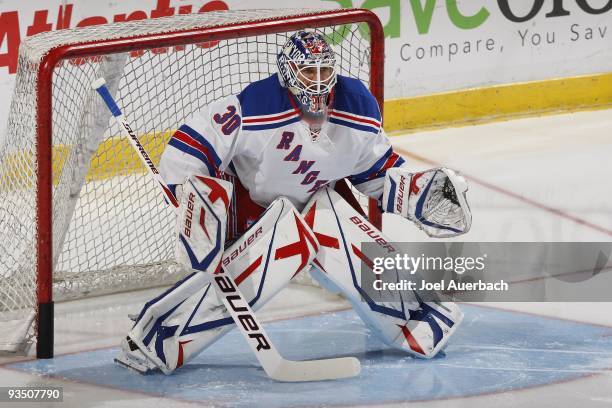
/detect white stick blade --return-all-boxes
[271,357,361,382]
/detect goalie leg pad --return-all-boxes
[119,197,319,373]
[304,188,463,358]
[118,174,232,373]
[120,271,213,374]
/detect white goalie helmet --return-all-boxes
[277,30,337,125]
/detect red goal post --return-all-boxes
[0,8,384,358]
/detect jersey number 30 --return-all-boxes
[213,105,241,135]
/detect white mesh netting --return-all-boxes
[0,9,375,352]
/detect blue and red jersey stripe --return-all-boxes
[349,147,405,185]
[168,124,222,176]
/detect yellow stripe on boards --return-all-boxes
[383,72,612,134]
[84,131,171,182]
[0,131,172,191]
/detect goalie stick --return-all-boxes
[92,78,360,382]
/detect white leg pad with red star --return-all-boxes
[302,188,463,359]
[117,196,319,374]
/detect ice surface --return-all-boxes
[9,306,612,407]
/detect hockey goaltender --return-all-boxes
[110,30,473,377]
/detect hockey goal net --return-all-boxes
[0,8,383,357]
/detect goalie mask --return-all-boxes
[277,31,337,127]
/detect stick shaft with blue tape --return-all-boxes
[92,78,122,117]
[92,78,178,208]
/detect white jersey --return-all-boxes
[159,74,406,209]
